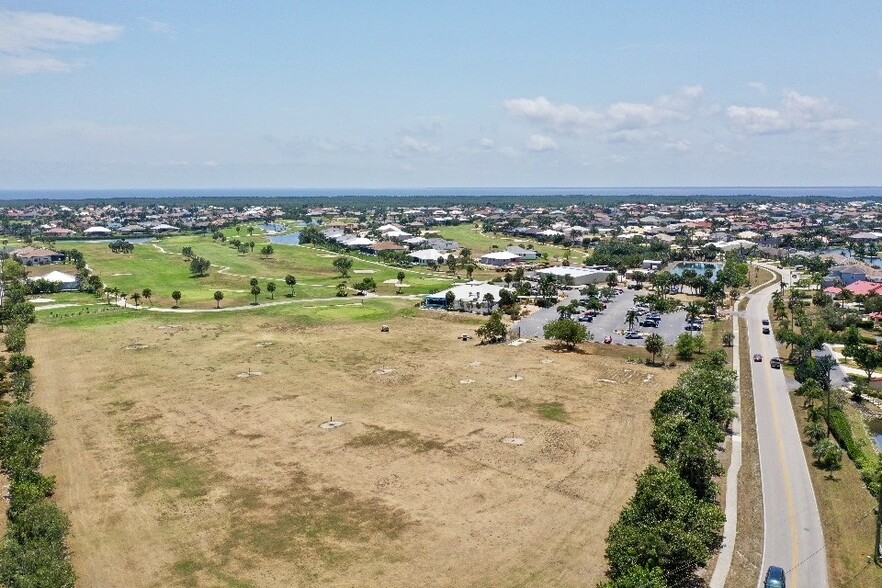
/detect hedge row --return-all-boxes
[599,352,733,587]
[828,407,881,495]
[0,279,76,587]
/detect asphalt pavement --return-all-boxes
[514,286,688,345]
[750,263,828,588]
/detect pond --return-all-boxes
[670,262,723,281]
[868,417,882,452]
[257,223,288,233]
[267,232,301,245]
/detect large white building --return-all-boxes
[534,266,616,286]
[424,281,504,308]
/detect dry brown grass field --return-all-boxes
[32,302,682,587]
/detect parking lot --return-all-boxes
[514,285,691,347]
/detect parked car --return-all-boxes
[603,335,612,344]
[578,314,593,322]
[762,318,770,326]
[684,324,702,331]
[640,319,659,328]
[625,331,643,339]
[762,327,770,334]
[753,353,763,362]
[763,565,786,587]
[770,357,782,369]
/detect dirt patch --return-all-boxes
[32,311,684,587]
[124,343,150,350]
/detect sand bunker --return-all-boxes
[373,368,395,375]
[502,437,525,446]
[540,359,553,364]
[597,378,617,384]
[320,420,344,429]
[353,269,376,274]
[468,361,482,368]
[459,379,475,384]
[112,272,133,276]
[237,371,264,379]
[508,375,523,381]
[256,342,274,348]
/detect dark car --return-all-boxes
[763,565,786,587]
[770,357,782,369]
[762,318,770,326]
[578,314,593,322]
[753,353,763,362]
[762,327,770,334]
[640,319,659,328]
[684,324,702,331]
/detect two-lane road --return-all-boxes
[748,264,828,587]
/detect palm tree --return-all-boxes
[483,292,495,312]
[397,270,406,283]
[131,293,141,307]
[251,285,261,304]
[625,309,638,332]
[214,290,224,309]
[171,290,182,307]
[285,274,297,297]
[267,281,276,299]
[142,288,152,307]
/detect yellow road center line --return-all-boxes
[761,357,801,586]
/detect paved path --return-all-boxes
[750,263,828,588]
[710,304,745,587]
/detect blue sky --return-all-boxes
[1,1,881,189]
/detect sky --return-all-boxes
[1,1,882,190]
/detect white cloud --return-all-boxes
[0,55,76,74]
[0,10,122,75]
[747,81,767,94]
[504,86,704,138]
[393,135,438,158]
[663,139,692,153]
[525,134,558,152]
[202,160,219,167]
[479,138,495,149]
[726,91,859,135]
[139,17,172,35]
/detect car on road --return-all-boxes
[770,357,782,369]
[762,327,770,334]
[640,319,659,328]
[684,324,702,331]
[753,353,763,362]
[625,331,643,339]
[603,335,612,344]
[577,314,593,322]
[763,565,786,587]
[762,318,770,325]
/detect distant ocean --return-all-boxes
[0,187,880,200]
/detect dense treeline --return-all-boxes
[600,352,734,587]
[0,265,76,586]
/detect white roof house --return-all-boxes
[409,248,446,264]
[479,251,520,266]
[83,226,112,235]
